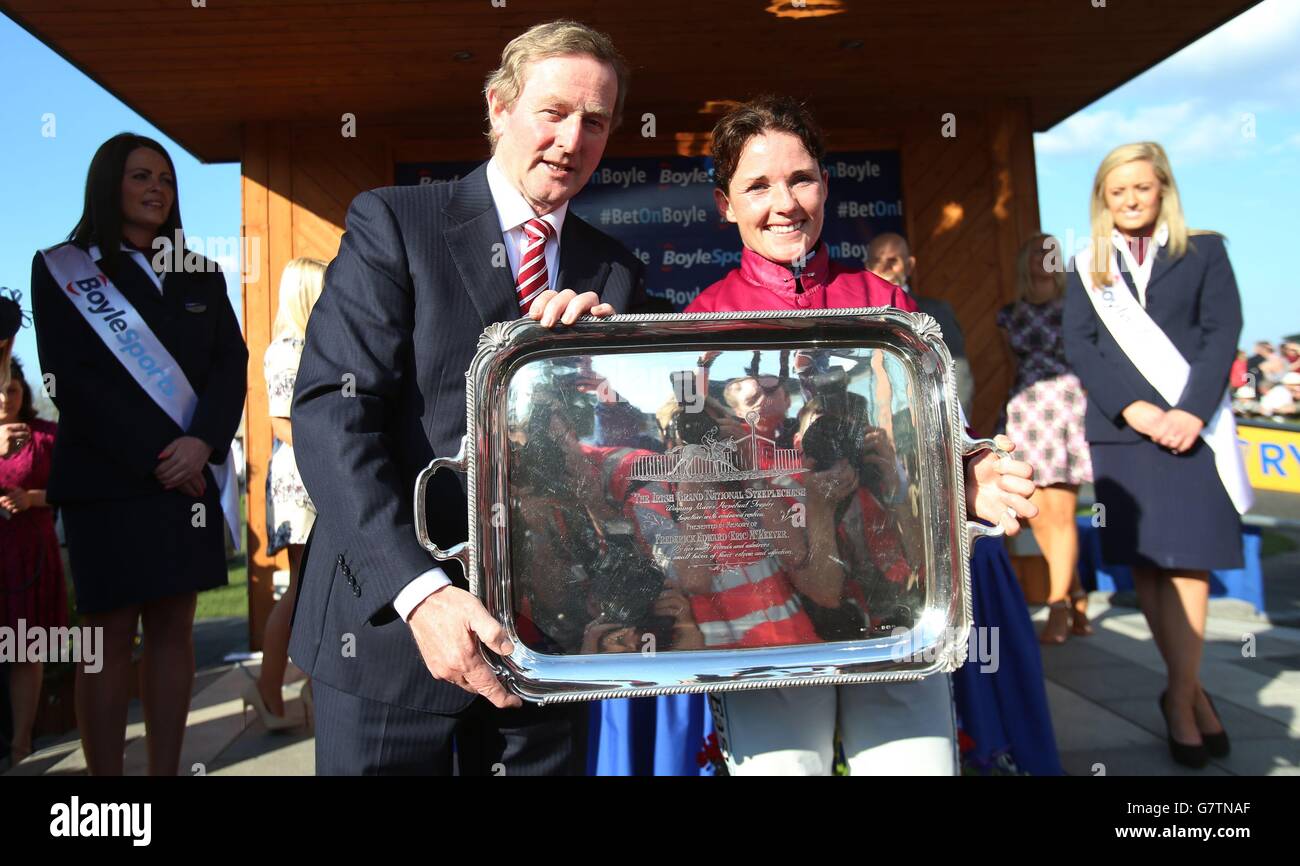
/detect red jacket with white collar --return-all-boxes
[685,243,917,314]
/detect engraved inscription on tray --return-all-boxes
[505,348,928,656]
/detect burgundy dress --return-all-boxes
[0,419,68,630]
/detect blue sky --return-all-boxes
[2,1,1296,386]
[0,11,242,383]
[1035,0,1300,348]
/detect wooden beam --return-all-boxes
[240,121,281,651]
[1,0,1261,163]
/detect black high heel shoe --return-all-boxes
[1159,691,1208,769]
[1199,690,1230,759]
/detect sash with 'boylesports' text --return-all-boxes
[41,243,241,548]
[1074,244,1252,515]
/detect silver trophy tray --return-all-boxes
[415,309,1004,704]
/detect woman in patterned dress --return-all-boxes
[248,257,326,729]
[0,357,68,765]
[997,234,1093,644]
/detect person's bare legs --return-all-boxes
[256,544,304,717]
[1133,566,1167,655]
[1069,569,1093,636]
[138,592,197,776]
[1164,572,1222,738]
[8,660,44,763]
[75,605,140,775]
[1028,485,1080,643]
[1134,568,1213,745]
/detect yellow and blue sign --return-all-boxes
[1238,420,1300,494]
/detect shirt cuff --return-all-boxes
[393,568,452,622]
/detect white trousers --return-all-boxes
[709,675,957,776]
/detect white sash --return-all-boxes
[42,243,241,548]
[1074,245,1253,515]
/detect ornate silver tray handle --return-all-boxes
[415,309,1006,704]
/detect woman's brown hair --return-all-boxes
[5,357,38,423]
[710,95,825,195]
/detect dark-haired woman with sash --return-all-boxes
[31,133,247,775]
[1063,141,1249,770]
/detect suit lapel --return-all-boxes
[555,216,611,298]
[98,251,167,313]
[1145,244,1178,297]
[444,163,521,327]
[1115,254,1141,302]
[160,269,185,307]
[1115,240,1178,305]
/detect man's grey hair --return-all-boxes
[483,20,629,149]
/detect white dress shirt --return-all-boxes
[88,243,164,292]
[1112,222,1169,308]
[392,159,566,622]
[485,157,567,285]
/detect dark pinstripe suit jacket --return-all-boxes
[289,163,644,714]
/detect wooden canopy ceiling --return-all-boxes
[3,0,1260,163]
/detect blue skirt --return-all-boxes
[952,540,1063,775]
[588,695,715,776]
[62,485,228,615]
[1090,437,1243,571]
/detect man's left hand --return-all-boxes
[527,289,615,327]
[966,434,1037,535]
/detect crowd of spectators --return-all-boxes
[1233,338,1300,419]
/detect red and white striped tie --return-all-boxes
[515,217,554,310]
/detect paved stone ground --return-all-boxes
[1038,593,1300,776]
[1260,525,1300,625]
[8,541,1299,776]
[5,659,313,776]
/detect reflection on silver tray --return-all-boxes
[414,309,1006,704]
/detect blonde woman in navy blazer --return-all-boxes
[1063,142,1241,769]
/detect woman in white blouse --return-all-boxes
[246,257,327,729]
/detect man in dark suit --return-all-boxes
[289,21,643,775]
[867,233,975,417]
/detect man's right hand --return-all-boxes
[407,586,522,709]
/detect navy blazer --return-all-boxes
[30,245,248,503]
[1062,233,1242,444]
[289,163,645,714]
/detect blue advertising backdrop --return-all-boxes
[396,151,904,309]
